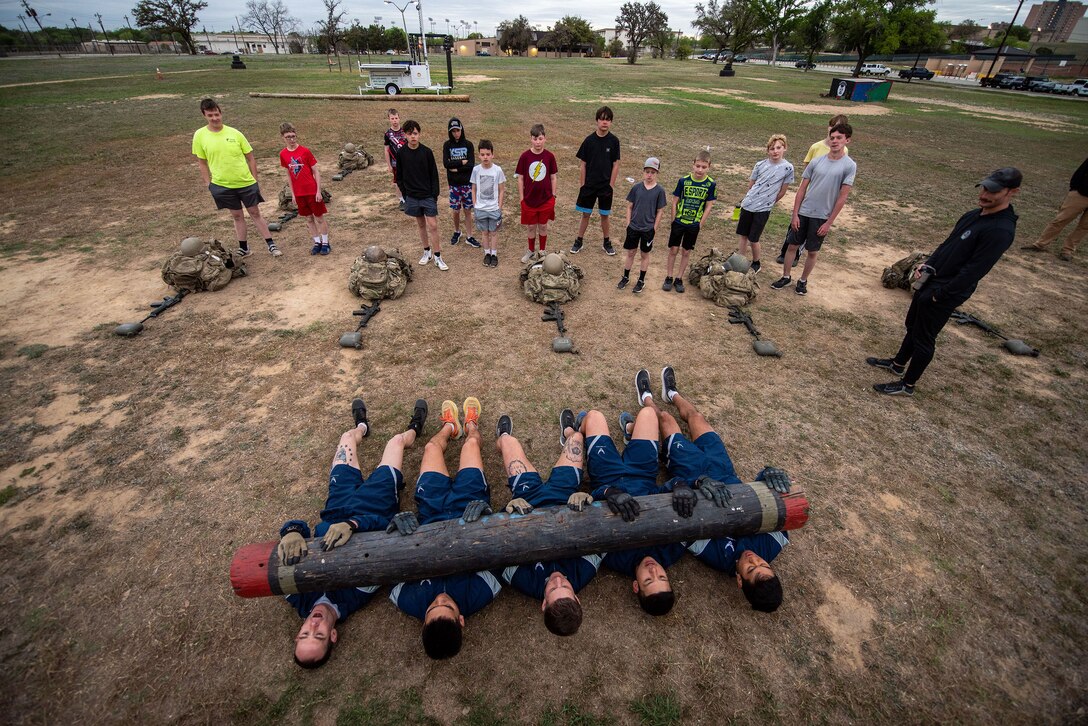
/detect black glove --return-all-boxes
[605,489,640,522]
[462,500,493,523]
[672,483,697,518]
[694,476,733,508]
[386,511,419,536]
[758,467,791,494]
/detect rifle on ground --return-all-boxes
[542,302,578,353]
[339,303,381,349]
[950,311,1039,357]
[728,306,782,357]
[114,290,188,337]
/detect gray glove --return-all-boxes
[278,531,306,566]
[672,483,697,518]
[605,489,640,522]
[386,511,419,536]
[758,467,791,494]
[694,476,733,508]
[463,500,493,523]
[505,498,533,515]
[567,492,594,511]
[321,522,353,551]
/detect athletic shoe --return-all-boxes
[866,357,905,376]
[398,199,406,211]
[619,411,635,443]
[440,400,463,438]
[570,238,583,254]
[521,251,534,263]
[662,277,673,291]
[236,246,251,258]
[633,279,645,294]
[795,280,808,296]
[1059,251,1073,261]
[872,381,914,397]
[418,249,433,265]
[463,396,481,432]
[559,408,575,446]
[635,369,653,406]
[465,236,481,249]
[603,240,616,256]
[770,276,792,290]
[661,366,678,402]
[268,243,282,257]
[617,277,629,290]
[320,243,331,256]
[483,253,491,267]
[573,410,588,433]
[751,260,761,273]
[496,413,513,440]
[775,255,785,265]
[674,279,685,294]
[351,398,370,435]
[310,242,321,255]
[434,255,449,271]
[408,399,428,435]
[490,253,498,267]
[450,231,462,246]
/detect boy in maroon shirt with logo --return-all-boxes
[279,123,330,255]
[515,123,559,263]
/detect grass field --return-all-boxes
[0,53,1085,725]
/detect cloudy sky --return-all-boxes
[0,0,1029,38]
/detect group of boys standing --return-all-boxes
[278,367,791,668]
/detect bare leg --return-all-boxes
[421,425,453,476]
[330,427,366,471]
[497,433,537,480]
[377,428,418,471]
[601,214,611,239]
[630,406,658,441]
[678,249,693,279]
[229,208,247,242]
[316,215,329,236]
[582,409,610,438]
[782,244,800,277]
[623,249,637,273]
[577,212,591,238]
[556,429,585,470]
[459,420,482,470]
[453,209,462,234]
[666,246,679,277]
[246,204,272,239]
[800,250,819,280]
[642,397,681,438]
[750,241,761,263]
[737,236,749,256]
[639,250,650,273]
[670,392,714,440]
[304,215,319,237]
[425,216,440,253]
[415,216,429,249]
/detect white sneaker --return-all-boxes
[418,249,432,265]
[434,255,449,271]
[521,251,534,263]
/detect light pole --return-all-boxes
[474,21,478,37]
[445,19,450,37]
[429,17,434,34]
[385,0,413,56]
[985,0,1026,79]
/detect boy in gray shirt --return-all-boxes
[771,123,856,296]
[619,157,668,293]
[737,134,795,273]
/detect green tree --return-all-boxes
[693,0,731,60]
[131,0,207,54]
[607,37,625,56]
[676,36,694,59]
[649,28,677,58]
[727,0,765,55]
[831,0,932,77]
[757,0,805,64]
[497,15,533,55]
[615,1,669,64]
[894,6,944,53]
[947,18,981,41]
[790,0,832,68]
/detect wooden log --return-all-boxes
[230,483,808,598]
[248,92,471,103]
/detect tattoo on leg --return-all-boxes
[334,445,349,463]
[507,459,527,476]
[563,438,583,463]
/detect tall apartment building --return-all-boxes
[1025,0,1087,42]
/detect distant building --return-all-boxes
[1070,14,1088,41]
[1025,0,1087,42]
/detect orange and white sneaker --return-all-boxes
[462,397,481,433]
[440,400,463,439]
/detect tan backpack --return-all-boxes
[882,252,929,290]
[520,252,584,304]
[161,239,246,293]
[348,247,413,301]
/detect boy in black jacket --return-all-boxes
[443,118,480,249]
[396,120,447,270]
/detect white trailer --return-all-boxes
[357,61,450,95]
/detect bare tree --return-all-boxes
[132,0,207,54]
[240,0,298,53]
[319,0,345,68]
[615,1,669,64]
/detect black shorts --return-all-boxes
[576,185,613,215]
[209,182,264,211]
[785,214,828,252]
[736,208,770,242]
[668,221,700,250]
[624,228,655,252]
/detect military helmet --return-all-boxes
[179,237,204,256]
[542,253,565,275]
[725,252,751,273]
[343,142,357,154]
[364,245,387,263]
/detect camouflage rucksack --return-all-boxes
[279,184,333,213]
[338,145,374,171]
[348,247,413,301]
[689,248,758,307]
[161,239,246,293]
[882,252,929,290]
[520,252,584,304]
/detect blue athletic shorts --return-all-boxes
[508,466,582,507]
[415,467,489,524]
[586,435,659,495]
[320,463,402,524]
[665,432,740,485]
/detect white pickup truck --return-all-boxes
[1052,78,1088,95]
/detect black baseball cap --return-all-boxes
[976,167,1022,192]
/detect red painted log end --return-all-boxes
[230,540,278,598]
[782,489,810,531]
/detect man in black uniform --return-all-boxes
[867,167,1021,396]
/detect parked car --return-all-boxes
[733,54,748,62]
[475,50,490,56]
[996,75,1025,89]
[385,49,396,55]
[980,72,1014,88]
[1053,78,1088,95]
[200,49,217,56]
[795,60,816,69]
[860,63,891,76]
[1018,75,1049,91]
[1027,77,1053,92]
[1077,85,1088,97]
[898,67,934,80]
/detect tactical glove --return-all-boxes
[758,467,791,494]
[277,531,307,566]
[605,489,640,522]
[321,522,354,551]
[463,500,493,523]
[505,498,533,515]
[672,483,697,518]
[386,511,419,536]
[567,492,594,512]
[694,476,733,508]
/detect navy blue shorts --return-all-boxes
[586,435,659,495]
[415,467,489,524]
[664,432,740,485]
[319,463,402,524]
[508,466,582,507]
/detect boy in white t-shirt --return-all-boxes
[470,140,507,267]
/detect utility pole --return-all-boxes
[124,15,142,54]
[986,0,1025,80]
[88,22,99,53]
[95,13,114,55]
[21,1,60,57]
[17,14,39,53]
[236,16,245,53]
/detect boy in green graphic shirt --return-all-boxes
[663,150,716,293]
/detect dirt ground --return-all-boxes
[0,59,1086,725]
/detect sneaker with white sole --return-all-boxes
[268,242,282,257]
[419,249,433,265]
[795,280,808,296]
[674,279,685,294]
[661,366,678,402]
[635,369,653,406]
[662,277,673,291]
[441,400,463,439]
[770,276,792,290]
[866,357,905,376]
[603,239,616,256]
[521,251,534,264]
[570,238,583,254]
[434,255,449,271]
[632,279,645,294]
[496,413,513,440]
[465,236,481,248]
[872,381,915,397]
[619,411,635,443]
[236,246,251,257]
[463,396,481,432]
[450,231,462,246]
[310,242,321,255]
[559,408,575,447]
